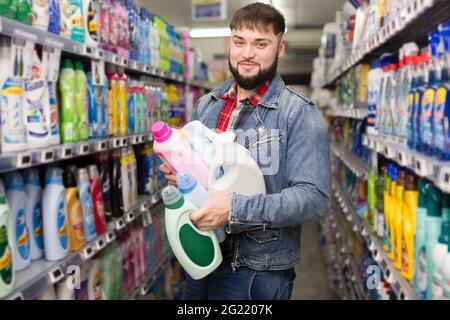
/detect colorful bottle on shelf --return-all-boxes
[59,59,78,143]
[82,0,100,47]
[63,166,86,252]
[0,178,14,299]
[23,169,44,261]
[162,185,222,280]
[414,179,429,293]
[394,170,406,269]
[402,173,418,281]
[16,0,32,25]
[74,61,89,141]
[110,149,124,218]
[32,0,49,30]
[42,167,68,261]
[70,0,85,43]
[88,165,107,235]
[77,168,97,242]
[97,152,112,221]
[48,0,61,34]
[431,220,450,300]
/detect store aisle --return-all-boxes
[291,223,338,300]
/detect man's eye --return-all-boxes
[256,43,268,48]
[234,41,245,46]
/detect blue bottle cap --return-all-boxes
[176,172,198,195]
[23,169,40,186]
[429,30,440,57]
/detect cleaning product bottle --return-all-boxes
[23,169,44,261]
[402,173,418,281]
[48,81,61,145]
[4,172,30,271]
[423,185,443,299]
[414,179,429,292]
[24,48,50,148]
[367,169,376,233]
[77,168,97,242]
[70,0,85,43]
[86,72,97,139]
[127,80,135,136]
[434,23,450,159]
[421,32,441,155]
[74,61,89,141]
[120,148,132,213]
[407,56,419,149]
[0,179,15,298]
[431,220,450,299]
[176,171,226,243]
[182,120,218,167]
[152,121,209,189]
[59,0,72,38]
[136,144,155,196]
[87,256,102,300]
[138,82,146,134]
[106,65,119,137]
[87,165,107,235]
[100,82,108,138]
[42,167,68,261]
[82,0,99,47]
[0,37,27,153]
[110,149,124,218]
[129,147,138,207]
[48,0,60,34]
[394,170,406,269]
[63,166,86,252]
[118,69,128,137]
[162,185,222,280]
[387,165,398,260]
[375,166,387,240]
[59,59,78,143]
[16,0,32,24]
[97,152,112,221]
[32,0,49,30]
[0,0,16,18]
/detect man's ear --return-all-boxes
[278,39,286,59]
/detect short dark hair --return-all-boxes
[230,3,286,36]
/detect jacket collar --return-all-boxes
[209,73,285,109]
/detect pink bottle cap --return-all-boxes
[152,121,172,142]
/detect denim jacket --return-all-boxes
[191,73,331,271]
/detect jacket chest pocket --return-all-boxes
[246,229,279,244]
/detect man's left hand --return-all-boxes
[189,190,231,231]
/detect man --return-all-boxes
[160,2,331,300]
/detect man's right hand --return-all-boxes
[159,163,178,187]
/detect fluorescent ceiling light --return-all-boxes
[190,28,231,38]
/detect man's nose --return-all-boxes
[242,43,256,60]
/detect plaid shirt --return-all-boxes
[216,79,270,132]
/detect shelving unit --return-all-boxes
[326,107,368,120]
[330,141,370,180]
[324,0,450,87]
[332,181,419,300]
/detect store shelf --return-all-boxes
[332,180,419,300]
[330,141,370,180]
[127,250,174,300]
[329,211,367,300]
[0,16,214,91]
[0,133,150,174]
[363,133,450,193]
[326,106,367,120]
[324,0,450,87]
[3,191,163,300]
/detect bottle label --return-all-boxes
[0,225,13,285]
[87,0,99,41]
[401,234,408,274]
[1,78,26,145]
[82,192,96,238]
[57,200,68,250]
[421,89,435,146]
[418,246,427,298]
[16,208,30,260]
[69,197,84,241]
[432,267,444,300]
[433,88,447,151]
[33,201,44,250]
[407,92,415,143]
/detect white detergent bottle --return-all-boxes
[176,171,226,243]
[182,120,217,167]
[77,168,97,242]
[24,48,50,148]
[0,37,27,153]
[23,169,44,261]
[42,167,69,261]
[208,131,266,196]
[0,178,15,299]
[4,172,30,272]
[162,185,222,280]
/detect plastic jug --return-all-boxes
[77,168,97,242]
[0,178,15,298]
[87,165,108,235]
[208,131,266,196]
[402,173,418,281]
[23,169,44,260]
[59,59,78,143]
[42,167,68,261]
[97,152,112,221]
[176,172,226,243]
[63,166,86,252]
[75,61,89,141]
[162,185,222,280]
[4,172,30,271]
[152,121,209,189]
[182,120,217,167]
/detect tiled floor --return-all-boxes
[291,222,339,300]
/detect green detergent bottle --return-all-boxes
[0,0,16,19]
[74,61,89,141]
[16,0,32,24]
[0,179,14,298]
[162,185,222,280]
[367,169,376,233]
[423,185,443,299]
[59,59,78,143]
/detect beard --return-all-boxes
[229,56,278,90]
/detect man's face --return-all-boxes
[229,25,285,90]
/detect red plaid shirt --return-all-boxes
[216,80,270,132]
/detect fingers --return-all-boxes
[159,163,178,187]
[159,163,172,175]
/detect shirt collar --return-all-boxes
[220,78,271,107]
